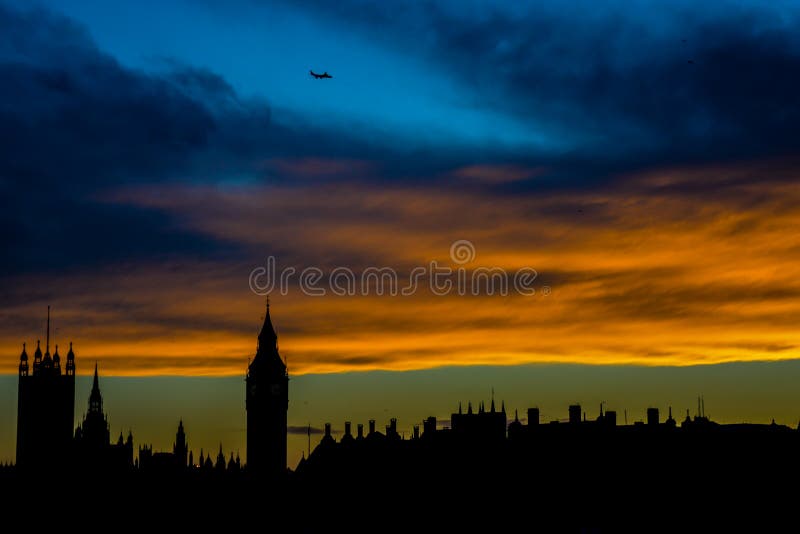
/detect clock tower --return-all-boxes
[246,299,288,477]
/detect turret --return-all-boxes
[215,444,226,470]
[52,344,61,372]
[66,342,75,376]
[33,340,42,373]
[18,343,28,377]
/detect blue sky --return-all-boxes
[18,0,552,149]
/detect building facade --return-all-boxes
[16,307,75,469]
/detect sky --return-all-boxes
[2,0,800,465]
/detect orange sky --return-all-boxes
[3,159,800,376]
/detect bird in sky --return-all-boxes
[310,70,332,79]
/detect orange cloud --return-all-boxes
[4,159,800,376]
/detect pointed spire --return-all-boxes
[88,362,103,414]
[458,401,462,415]
[501,400,505,413]
[20,342,27,361]
[515,409,519,422]
[258,297,277,349]
[467,401,473,415]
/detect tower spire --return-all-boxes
[88,362,103,414]
[46,305,50,354]
[257,298,278,351]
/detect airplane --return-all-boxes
[310,70,332,79]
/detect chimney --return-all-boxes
[368,419,376,435]
[647,407,659,426]
[357,423,364,439]
[344,421,352,437]
[413,425,420,439]
[324,422,331,437]
[527,407,540,427]
[569,404,581,424]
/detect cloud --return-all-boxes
[451,164,544,184]
[286,0,800,166]
[0,3,402,275]
[3,2,800,377]
[4,157,800,375]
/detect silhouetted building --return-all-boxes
[74,363,133,470]
[451,397,506,441]
[665,406,676,428]
[16,307,75,469]
[604,410,617,427]
[246,300,288,476]
[174,419,188,468]
[138,420,190,472]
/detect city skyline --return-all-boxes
[4,3,800,517]
[5,303,800,468]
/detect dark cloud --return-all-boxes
[0,4,400,275]
[285,0,800,168]
[4,0,800,279]
[0,4,237,274]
